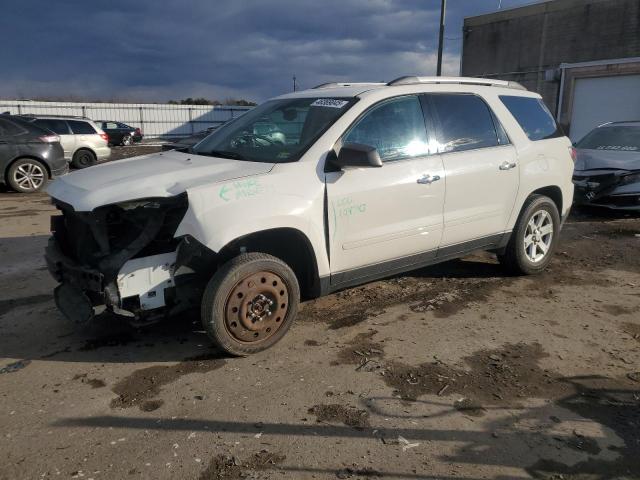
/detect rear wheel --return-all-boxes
[121,135,132,146]
[7,158,49,193]
[201,253,300,356]
[71,149,96,169]
[498,194,560,275]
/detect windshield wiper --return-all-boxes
[201,149,246,160]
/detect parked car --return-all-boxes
[572,121,640,210]
[0,114,67,193]
[97,121,143,146]
[45,76,574,355]
[161,126,218,151]
[21,115,110,169]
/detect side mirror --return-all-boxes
[333,142,383,169]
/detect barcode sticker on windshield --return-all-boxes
[311,99,349,108]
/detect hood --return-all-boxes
[574,148,640,172]
[47,150,274,211]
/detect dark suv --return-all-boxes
[0,115,67,193]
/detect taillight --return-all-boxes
[568,146,577,162]
[39,135,60,143]
[135,128,141,135]
[100,132,109,142]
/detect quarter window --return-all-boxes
[499,95,562,141]
[68,120,97,135]
[34,119,70,135]
[344,96,429,162]
[428,94,500,153]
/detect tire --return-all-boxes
[121,135,132,146]
[498,194,560,275]
[201,252,300,356]
[71,149,96,169]
[7,158,49,193]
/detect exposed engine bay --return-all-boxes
[45,193,215,325]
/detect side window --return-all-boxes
[499,95,562,141]
[68,120,97,135]
[34,119,70,135]
[105,122,119,129]
[344,95,429,161]
[429,94,500,153]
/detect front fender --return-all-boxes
[175,173,329,276]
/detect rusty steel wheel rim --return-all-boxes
[224,271,289,344]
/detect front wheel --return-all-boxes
[498,194,560,275]
[201,253,300,356]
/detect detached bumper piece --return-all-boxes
[573,170,640,210]
[54,284,95,324]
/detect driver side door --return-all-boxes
[326,95,445,285]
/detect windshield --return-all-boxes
[576,126,640,152]
[193,97,356,162]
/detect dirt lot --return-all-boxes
[1,148,639,479]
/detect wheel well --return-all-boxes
[4,156,51,184]
[218,228,321,301]
[531,186,563,215]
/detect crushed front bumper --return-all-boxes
[573,170,640,210]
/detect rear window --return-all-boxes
[34,118,70,135]
[0,118,28,136]
[500,96,562,141]
[576,125,640,151]
[68,120,97,135]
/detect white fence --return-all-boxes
[0,100,253,139]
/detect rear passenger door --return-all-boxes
[34,119,74,160]
[425,93,519,248]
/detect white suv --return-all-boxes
[45,76,574,355]
[23,115,110,168]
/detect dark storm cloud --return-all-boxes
[0,0,538,102]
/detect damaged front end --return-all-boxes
[572,170,640,210]
[46,193,214,325]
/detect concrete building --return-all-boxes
[461,0,640,141]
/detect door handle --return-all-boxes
[417,174,441,184]
[499,161,517,170]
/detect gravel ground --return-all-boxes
[0,148,639,479]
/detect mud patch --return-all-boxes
[304,339,320,346]
[140,400,164,412]
[308,404,370,429]
[601,304,638,316]
[72,373,106,388]
[0,294,51,317]
[334,330,384,366]
[526,376,640,479]
[622,321,640,342]
[110,353,225,410]
[382,343,570,404]
[199,450,285,480]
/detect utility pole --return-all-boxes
[436,0,446,76]
[292,75,297,92]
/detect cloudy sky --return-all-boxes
[1,0,538,103]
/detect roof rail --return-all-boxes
[387,76,527,91]
[19,113,90,119]
[312,82,386,89]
